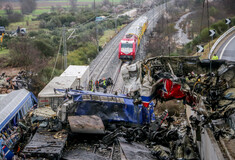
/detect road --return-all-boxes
[215,32,235,61]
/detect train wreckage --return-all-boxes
[0,56,235,160]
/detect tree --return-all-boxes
[8,12,24,23]
[4,3,13,15]
[8,38,47,72]
[68,43,97,65]
[69,0,77,13]
[0,16,9,26]
[224,0,235,13]
[19,0,37,14]
[102,0,111,6]
[33,39,56,57]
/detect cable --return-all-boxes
[50,33,63,80]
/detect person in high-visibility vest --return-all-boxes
[212,55,219,60]
[103,78,107,93]
[95,80,99,92]
[89,80,94,92]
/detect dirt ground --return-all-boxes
[222,139,235,159]
[0,67,22,76]
[155,99,185,117]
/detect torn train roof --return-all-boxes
[60,65,89,79]
[0,89,37,131]
[38,76,78,98]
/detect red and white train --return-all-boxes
[118,16,148,60]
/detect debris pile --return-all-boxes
[97,107,200,160]
[0,71,33,94]
[121,56,235,159]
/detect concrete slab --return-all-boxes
[68,115,105,134]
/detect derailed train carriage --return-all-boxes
[56,90,155,127]
[0,89,37,159]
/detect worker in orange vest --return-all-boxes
[95,80,99,92]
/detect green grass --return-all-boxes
[99,24,126,47]
[99,29,115,47]
[7,20,40,31]
[33,9,51,15]
[0,48,9,55]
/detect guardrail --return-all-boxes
[208,26,235,59]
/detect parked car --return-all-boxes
[0,26,5,35]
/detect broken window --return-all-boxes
[82,95,91,101]
[100,96,109,102]
[91,95,100,101]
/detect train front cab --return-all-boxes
[118,40,137,61]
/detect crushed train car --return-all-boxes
[19,90,156,159]
[121,56,235,159]
[0,89,37,159]
[121,56,235,106]
[56,90,156,127]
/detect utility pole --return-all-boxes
[63,26,67,70]
[114,7,117,33]
[94,0,99,53]
[115,14,117,33]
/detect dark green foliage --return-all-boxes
[33,39,56,57]
[68,43,97,65]
[59,14,76,25]
[231,17,235,26]
[0,16,9,27]
[20,0,37,14]
[211,21,227,35]
[28,31,39,37]
[187,18,234,48]
[7,12,24,23]
[37,13,55,22]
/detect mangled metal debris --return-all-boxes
[121,56,235,159]
[2,56,235,159]
[0,71,33,94]
[22,129,68,159]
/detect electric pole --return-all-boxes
[94,0,99,53]
[63,26,67,70]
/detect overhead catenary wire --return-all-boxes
[67,0,143,40]
[50,33,63,80]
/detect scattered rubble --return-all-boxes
[1,56,235,159]
[0,71,33,94]
[121,56,235,159]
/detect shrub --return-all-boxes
[7,12,24,23]
[28,31,39,37]
[0,16,9,27]
[211,20,227,35]
[33,39,56,57]
[68,43,97,65]
[39,20,47,28]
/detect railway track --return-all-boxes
[89,1,174,94]
[89,21,134,81]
